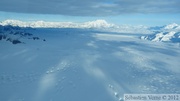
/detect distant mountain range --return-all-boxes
[0,19,180,43]
[0,19,115,28]
[0,19,153,34]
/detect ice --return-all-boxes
[0,24,180,101]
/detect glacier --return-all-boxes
[0,20,180,101]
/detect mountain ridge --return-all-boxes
[0,19,115,28]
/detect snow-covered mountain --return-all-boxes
[141,31,180,42]
[1,20,180,43]
[0,25,45,44]
[141,23,180,43]
[164,23,180,30]
[148,23,180,31]
[0,19,153,34]
[0,19,115,28]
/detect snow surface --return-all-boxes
[0,22,180,101]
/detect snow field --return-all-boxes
[0,28,180,101]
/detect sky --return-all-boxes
[0,0,180,26]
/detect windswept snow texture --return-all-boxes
[141,23,180,43]
[0,26,180,101]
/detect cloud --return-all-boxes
[0,0,180,16]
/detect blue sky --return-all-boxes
[0,0,180,26]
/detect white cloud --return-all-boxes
[0,0,180,16]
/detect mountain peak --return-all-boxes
[83,19,114,28]
[164,23,179,30]
[89,19,108,24]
